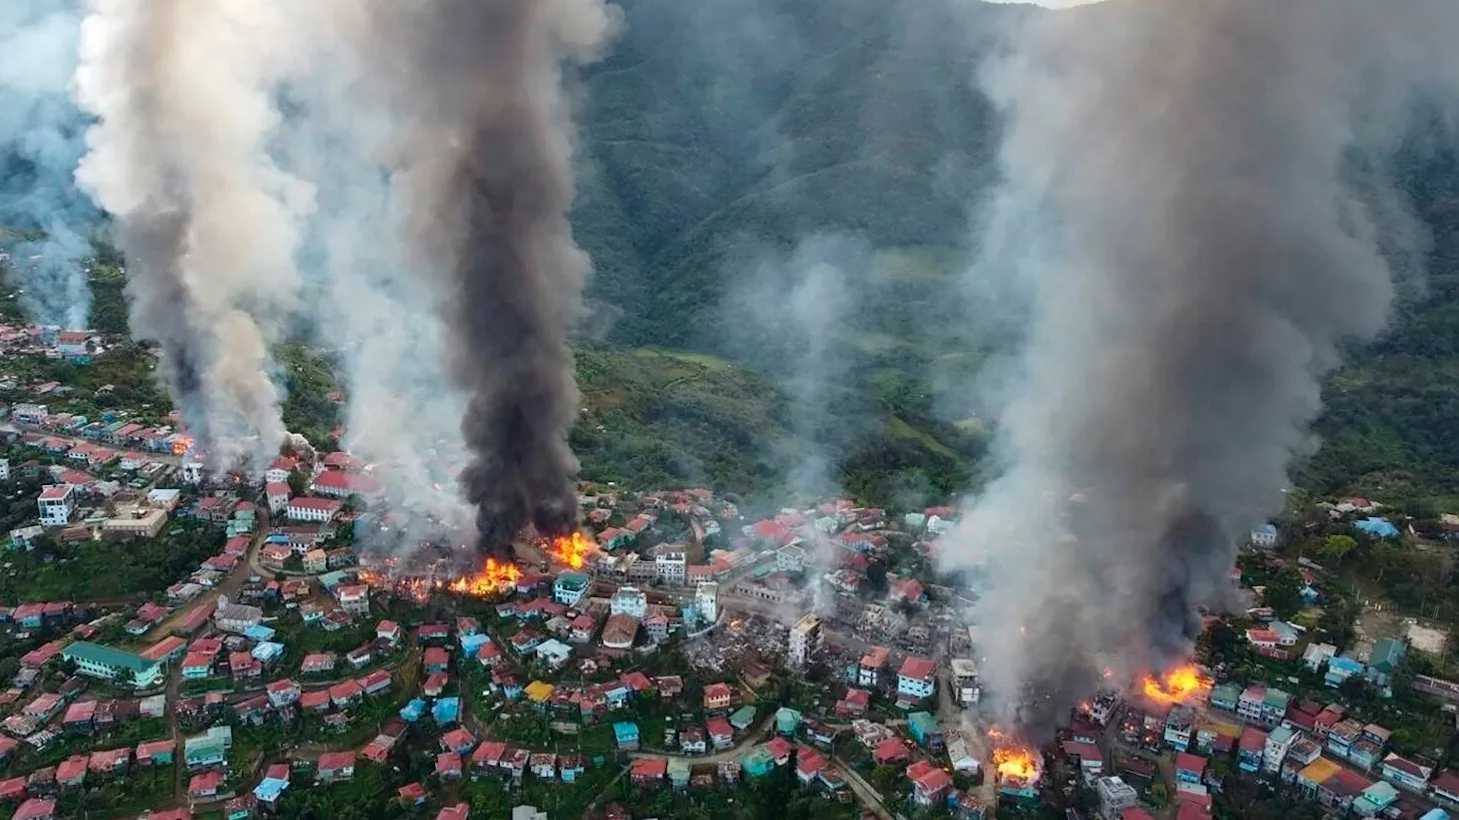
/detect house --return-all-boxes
[265,483,290,514]
[360,669,392,696]
[680,727,708,755]
[1263,725,1297,774]
[907,759,953,806]
[190,770,226,801]
[897,656,937,703]
[12,799,55,820]
[553,572,591,607]
[630,757,667,785]
[1368,639,1407,690]
[132,739,174,768]
[435,752,463,780]
[1431,769,1459,805]
[1327,656,1365,688]
[908,712,944,751]
[37,485,75,527]
[376,621,402,645]
[286,497,342,523]
[704,682,734,712]
[1175,752,1206,790]
[530,752,557,780]
[184,726,232,770]
[707,717,734,750]
[303,549,327,574]
[1238,726,1267,773]
[301,653,336,675]
[614,721,640,751]
[1251,524,1279,548]
[441,728,476,755]
[874,737,911,766]
[330,679,364,708]
[56,756,87,788]
[336,585,369,615]
[317,751,355,783]
[1381,753,1433,792]
[266,679,300,708]
[423,646,450,674]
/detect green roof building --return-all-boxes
[729,705,757,731]
[1209,681,1241,712]
[774,706,802,735]
[185,726,233,770]
[62,641,163,687]
[741,748,774,778]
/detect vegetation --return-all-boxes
[0,519,222,602]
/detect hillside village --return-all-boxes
[0,333,1454,820]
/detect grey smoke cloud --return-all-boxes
[0,0,95,329]
[326,1,620,555]
[73,0,315,471]
[942,0,1459,736]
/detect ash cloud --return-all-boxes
[940,0,1459,736]
[72,0,316,471]
[0,0,95,329]
[324,2,620,555]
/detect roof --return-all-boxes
[289,496,342,512]
[38,485,71,500]
[62,641,157,674]
[1238,726,1267,751]
[1176,752,1207,774]
[631,758,667,779]
[899,656,936,679]
[318,750,355,770]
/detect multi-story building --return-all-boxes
[554,572,591,607]
[788,614,821,669]
[859,646,890,688]
[1096,776,1138,820]
[38,484,75,526]
[655,550,686,586]
[287,497,342,523]
[61,641,164,687]
[1264,725,1298,774]
[950,658,979,706]
[897,656,936,703]
[695,582,719,624]
[610,587,647,619]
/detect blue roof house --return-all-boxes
[1355,517,1400,539]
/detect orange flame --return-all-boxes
[446,558,523,597]
[551,531,594,569]
[1141,664,1210,705]
[172,434,194,456]
[993,744,1040,786]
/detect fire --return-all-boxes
[993,745,1041,786]
[1142,664,1210,705]
[551,531,594,569]
[446,558,522,597]
[172,435,194,456]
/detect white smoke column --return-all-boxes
[0,0,94,329]
[942,0,1459,735]
[73,0,315,471]
[265,3,481,551]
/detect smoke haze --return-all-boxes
[73,0,316,471]
[943,0,1459,735]
[0,0,95,329]
[328,1,620,554]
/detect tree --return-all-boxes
[1319,534,1358,564]
[1263,567,1304,619]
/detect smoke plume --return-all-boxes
[73,0,315,471]
[330,1,619,553]
[943,0,1459,735]
[0,0,95,329]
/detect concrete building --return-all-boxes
[38,484,75,526]
[950,658,979,705]
[695,582,719,624]
[788,614,821,669]
[1096,776,1139,819]
[610,587,647,619]
[553,572,591,607]
[102,507,168,539]
[287,497,342,523]
[655,550,686,586]
[62,642,163,687]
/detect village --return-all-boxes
[0,325,1451,820]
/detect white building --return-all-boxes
[0,458,9,481]
[655,550,686,586]
[1251,524,1279,549]
[38,484,75,526]
[1096,777,1138,820]
[214,598,264,634]
[776,544,807,574]
[950,658,979,706]
[336,585,369,615]
[12,403,47,424]
[1263,725,1297,774]
[610,587,647,619]
[265,482,290,515]
[788,614,821,669]
[287,496,342,523]
[896,656,937,701]
[181,460,205,485]
[695,582,719,624]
